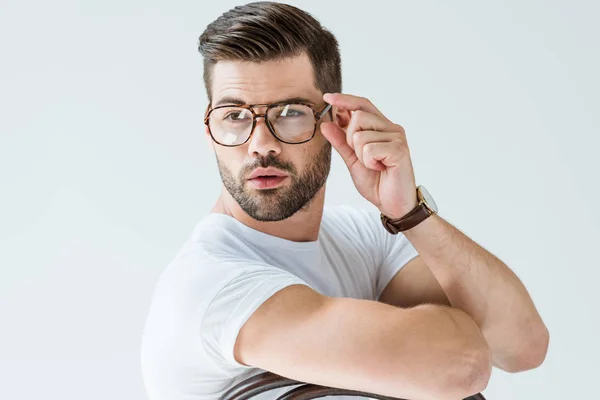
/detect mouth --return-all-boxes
[247,175,288,189]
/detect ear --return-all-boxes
[204,125,215,149]
[203,102,212,138]
[203,102,214,146]
[331,106,351,132]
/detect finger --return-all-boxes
[346,110,396,150]
[362,141,398,171]
[320,121,359,170]
[323,93,388,120]
[351,130,397,168]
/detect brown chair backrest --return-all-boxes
[220,371,487,400]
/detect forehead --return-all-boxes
[210,52,321,106]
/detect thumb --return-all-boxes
[320,121,358,169]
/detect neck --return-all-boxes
[211,185,326,242]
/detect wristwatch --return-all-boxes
[380,185,438,234]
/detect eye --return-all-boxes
[282,110,304,117]
[275,107,305,118]
[223,111,251,121]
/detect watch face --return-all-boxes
[419,185,438,213]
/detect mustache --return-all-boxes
[240,154,296,177]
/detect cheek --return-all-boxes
[216,150,247,176]
[313,130,330,148]
[287,146,317,174]
[204,131,213,147]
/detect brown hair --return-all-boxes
[197,1,342,103]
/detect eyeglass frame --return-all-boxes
[203,101,333,147]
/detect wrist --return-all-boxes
[381,197,419,220]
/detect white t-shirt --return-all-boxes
[141,204,419,400]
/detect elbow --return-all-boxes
[434,358,492,400]
[507,325,550,373]
[454,339,493,399]
[469,353,493,396]
[462,345,493,397]
[436,344,492,400]
[427,306,493,399]
[525,324,550,369]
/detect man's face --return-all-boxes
[207,52,332,222]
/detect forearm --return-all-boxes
[403,214,549,372]
[317,298,490,399]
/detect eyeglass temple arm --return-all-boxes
[319,103,333,120]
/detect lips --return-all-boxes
[247,167,289,189]
[248,175,287,189]
[247,167,288,180]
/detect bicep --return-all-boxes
[379,255,451,308]
[235,285,407,395]
[200,265,311,369]
[234,284,326,367]
[235,284,481,400]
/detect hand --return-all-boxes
[320,93,418,219]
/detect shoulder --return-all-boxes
[323,203,375,223]
[147,214,260,311]
[152,211,309,307]
[323,204,384,240]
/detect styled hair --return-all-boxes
[197,1,342,102]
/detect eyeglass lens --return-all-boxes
[208,104,316,146]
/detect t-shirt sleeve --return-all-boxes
[375,226,419,300]
[200,261,312,370]
[358,207,419,300]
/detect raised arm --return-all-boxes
[234,284,492,400]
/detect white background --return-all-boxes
[1,0,598,398]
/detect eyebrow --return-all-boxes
[214,96,317,107]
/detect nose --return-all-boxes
[247,114,282,158]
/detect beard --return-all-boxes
[216,141,332,222]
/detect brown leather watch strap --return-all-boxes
[380,203,432,234]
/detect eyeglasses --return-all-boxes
[204,102,332,147]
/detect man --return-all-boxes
[141,2,549,400]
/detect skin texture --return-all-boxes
[203,48,547,397]
[202,51,506,400]
[215,138,331,222]
[206,52,351,241]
